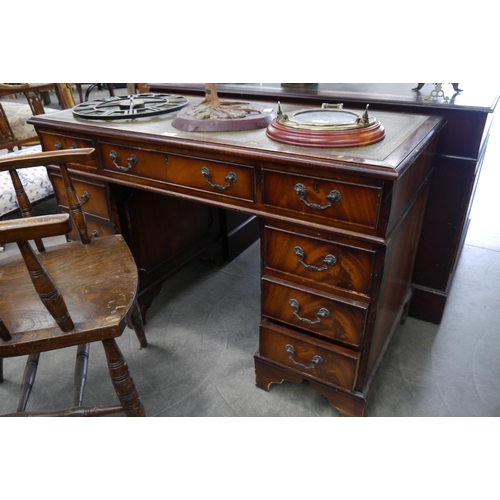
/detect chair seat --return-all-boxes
[0,234,138,357]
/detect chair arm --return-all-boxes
[0,148,95,172]
[0,213,71,244]
[0,83,58,96]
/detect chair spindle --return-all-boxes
[16,240,74,332]
[9,169,45,252]
[59,163,90,244]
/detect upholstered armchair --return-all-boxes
[0,84,75,251]
[0,83,74,152]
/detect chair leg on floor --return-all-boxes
[101,338,146,416]
[17,352,40,412]
[74,343,90,407]
[127,300,148,348]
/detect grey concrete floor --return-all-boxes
[1,85,499,418]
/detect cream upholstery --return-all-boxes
[0,146,54,218]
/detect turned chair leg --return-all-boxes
[74,343,90,407]
[127,300,147,348]
[17,352,40,412]
[101,338,146,416]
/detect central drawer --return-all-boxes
[262,277,368,348]
[100,143,255,202]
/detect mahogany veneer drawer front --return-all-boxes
[56,205,115,241]
[259,320,360,392]
[262,277,368,348]
[49,174,110,220]
[264,225,377,297]
[100,143,255,202]
[47,168,116,241]
[262,169,383,230]
[38,132,97,169]
[73,217,115,239]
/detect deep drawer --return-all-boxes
[264,225,377,297]
[262,169,382,230]
[262,277,368,348]
[100,143,255,202]
[259,320,360,392]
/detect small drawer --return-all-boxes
[264,226,377,297]
[81,217,115,239]
[259,320,360,392]
[39,133,96,168]
[262,169,382,230]
[49,173,110,220]
[100,143,255,202]
[61,210,115,241]
[262,277,368,348]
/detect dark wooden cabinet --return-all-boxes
[30,100,444,416]
[150,83,500,323]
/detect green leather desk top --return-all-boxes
[30,98,442,173]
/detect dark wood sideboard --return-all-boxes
[149,83,500,324]
[30,100,444,416]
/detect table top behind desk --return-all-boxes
[147,83,500,113]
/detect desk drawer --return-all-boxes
[49,174,110,220]
[39,132,97,169]
[262,277,368,348]
[101,143,255,202]
[264,225,377,297]
[259,320,360,392]
[63,213,115,241]
[262,170,382,230]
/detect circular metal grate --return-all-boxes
[72,93,189,120]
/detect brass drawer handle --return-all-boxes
[293,246,337,271]
[285,344,323,370]
[201,166,237,190]
[294,183,342,210]
[289,298,330,325]
[80,191,90,205]
[55,141,78,150]
[110,150,138,172]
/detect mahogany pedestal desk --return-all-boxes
[30,101,444,416]
[151,83,500,324]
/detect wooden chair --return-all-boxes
[0,148,147,416]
